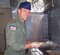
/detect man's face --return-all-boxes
[18,8,30,21]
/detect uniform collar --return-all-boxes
[15,15,24,24]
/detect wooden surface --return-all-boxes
[0,52,4,55]
[47,50,60,55]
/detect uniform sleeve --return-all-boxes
[5,23,25,51]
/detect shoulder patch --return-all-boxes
[9,24,16,31]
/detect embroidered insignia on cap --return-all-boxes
[10,25,16,31]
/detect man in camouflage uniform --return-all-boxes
[4,1,41,55]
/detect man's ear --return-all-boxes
[18,9,20,14]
